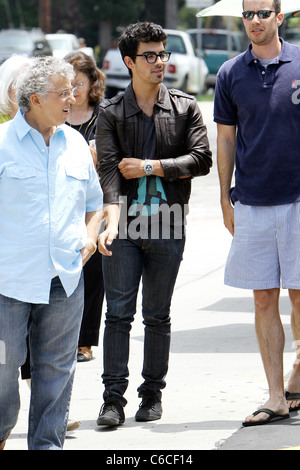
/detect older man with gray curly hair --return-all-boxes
[17,56,74,111]
[0,56,103,450]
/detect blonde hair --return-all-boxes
[0,55,33,115]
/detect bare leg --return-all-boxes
[244,289,288,424]
[286,289,300,410]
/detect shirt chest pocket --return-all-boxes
[3,166,37,202]
[65,166,89,181]
[3,166,37,195]
[65,165,89,202]
[6,166,36,179]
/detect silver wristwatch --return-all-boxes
[144,159,154,176]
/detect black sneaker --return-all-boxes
[135,395,162,422]
[97,400,125,426]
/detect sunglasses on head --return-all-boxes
[242,10,276,20]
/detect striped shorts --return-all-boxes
[225,201,300,290]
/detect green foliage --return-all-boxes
[0,0,39,30]
[0,0,185,49]
[78,0,144,24]
[76,0,145,46]
[178,7,198,30]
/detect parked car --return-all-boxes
[0,29,52,65]
[45,33,81,58]
[46,33,95,59]
[103,48,128,97]
[103,29,208,98]
[187,28,243,87]
[164,29,208,94]
[283,28,300,45]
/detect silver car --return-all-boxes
[103,29,208,98]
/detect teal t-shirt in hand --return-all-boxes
[128,113,167,217]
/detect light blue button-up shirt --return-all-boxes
[0,110,103,304]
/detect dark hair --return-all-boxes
[274,0,281,13]
[64,51,106,106]
[242,0,281,14]
[118,22,167,77]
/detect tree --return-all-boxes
[143,0,183,27]
[51,0,84,36]
[39,0,51,33]
[77,0,184,61]
[0,0,39,30]
[165,0,178,29]
[77,0,144,59]
[0,0,187,62]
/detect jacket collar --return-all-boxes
[124,82,172,117]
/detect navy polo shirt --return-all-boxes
[214,40,300,206]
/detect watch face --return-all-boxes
[144,161,154,175]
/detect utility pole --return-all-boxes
[16,0,25,28]
[3,0,13,28]
[39,0,51,33]
[165,0,178,29]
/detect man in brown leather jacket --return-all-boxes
[96,21,212,426]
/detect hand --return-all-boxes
[118,158,144,179]
[89,146,98,169]
[98,226,118,256]
[221,202,235,236]
[80,240,97,266]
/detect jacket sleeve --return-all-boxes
[95,105,123,205]
[160,98,212,181]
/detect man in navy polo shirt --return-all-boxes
[215,0,300,426]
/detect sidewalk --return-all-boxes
[5,101,300,451]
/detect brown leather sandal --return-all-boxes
[77,346,93,362]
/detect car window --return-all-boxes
[47,38,71,50]
[166,35,187,54]
[72,38,80,48]
[0,34,32,51]
[231,36,237,51]
[189,35,198,55]
[202,34,227,50]
[285,30,300,41]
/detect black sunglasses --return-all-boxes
[242,10,276,20]
[134,51,171,64]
